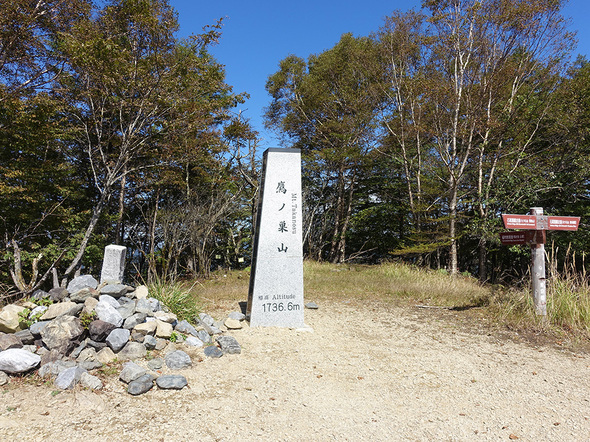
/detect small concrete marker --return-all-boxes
[100,245,127,284]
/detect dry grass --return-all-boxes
[546,247,590,338]
[547,276,590,334]
[187,269,250,315]
[303,260,490,308]
[190,260,490,312]
[185,259,590,346]
[482,248,590,344]
[482,281,590,345]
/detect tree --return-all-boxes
[377,0,573,275]
[525,58,590,273]
[266,34,385,262]
[0,0,250,294]
[0,0,91,101]
[373,10,454,266]
[374,10,429,230]
[55,0,244,278]
[0,0,92,295]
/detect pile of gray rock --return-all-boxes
[0,275,245,395]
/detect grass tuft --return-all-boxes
[148,278,202,322]
[546,273,590,336]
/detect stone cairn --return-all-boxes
[0,275,245,395]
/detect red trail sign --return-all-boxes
[547,216,580,231]
[499,232,527,245]
[502,214,580,231]
[500,208,581,316]
[502,214,537,230]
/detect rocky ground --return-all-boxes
[0,299,589,441]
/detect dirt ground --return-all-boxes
[0,300,589,441]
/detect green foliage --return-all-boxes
[18,306,44,328]
[266,34,386,263]
[148,278,201,322]
[79,311,97,329]
[0,0,250,292]
[168,331,185,343]
[34,297,53,307]
[97,362,121,377]
[0,0,588,295]
[17,308,32,329]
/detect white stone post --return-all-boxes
[100,245,127,284]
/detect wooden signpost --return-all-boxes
[500,207,581,316]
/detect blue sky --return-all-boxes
[170,0,590,150]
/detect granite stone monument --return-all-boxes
[247,148,304,327]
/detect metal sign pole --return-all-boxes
[530,207,547,316]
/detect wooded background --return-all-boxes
[1,0,588,297]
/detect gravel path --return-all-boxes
[1,301,589,441]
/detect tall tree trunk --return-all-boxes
[335,171,357,263]
[478,237,487,282]
[148,190,160,284]
[329,168,345,262]
[115,169,126,244]
[448,182,458,275]
[64,188,111,277]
